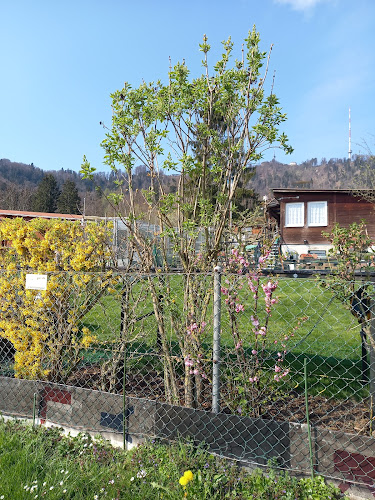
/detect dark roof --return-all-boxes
[272,188,374,194]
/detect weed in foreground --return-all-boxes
[0,419,346,499]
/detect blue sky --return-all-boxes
[1,0,374,173]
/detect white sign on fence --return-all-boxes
[25,274,48,291]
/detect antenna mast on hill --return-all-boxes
[348,107,352,161]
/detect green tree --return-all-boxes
[57,180,82,214]
[32,174,60,213]
[82,28,293,407]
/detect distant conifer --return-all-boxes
[57,180,82,214]
[32,174,60,213]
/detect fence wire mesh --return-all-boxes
[1,270,375,491]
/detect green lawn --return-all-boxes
[81,276,360,352]
[77,275,366,401]
[80,276,362,361]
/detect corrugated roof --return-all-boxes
[0,209,83,220]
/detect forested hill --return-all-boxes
[0,155,372,215]
[0,158,116,191]
[0,159,178,215]
[250,155,373,197]
[0,159,128,214]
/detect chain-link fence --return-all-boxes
[1,270,375,494]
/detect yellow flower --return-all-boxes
[179,476,189,486]
[184,471,193,482]
[179,470,193,487]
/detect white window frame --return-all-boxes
[285,202,304,227]
[307,201,328,227]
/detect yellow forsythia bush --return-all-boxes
[0,217,114,380]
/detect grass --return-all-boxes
[81,276,361,356]
[1,275,364,402]
[77,275,366,400]
[0,418,346,499]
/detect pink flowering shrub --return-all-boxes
[221,247,304,417]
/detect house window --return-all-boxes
[285,202,304,227]
[308,201,327,226]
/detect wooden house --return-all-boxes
[269,189,375,259]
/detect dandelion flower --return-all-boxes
[184,470,193,482]
[179,470,194,486]
[179,476,189,486]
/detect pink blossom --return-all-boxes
[274,365,281,373]
[235,342,242,350]
[235,304,244,313]
[251,349,257,355]
[184,357,194,367]
[251,316,259,327]
[248,282,256,293]
[274,375,280,382]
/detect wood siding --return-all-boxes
[276,191,375,245]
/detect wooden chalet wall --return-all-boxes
[274,190,375,246]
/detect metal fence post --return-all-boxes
[369,282,375,423]
[212,265,222,414]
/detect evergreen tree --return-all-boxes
[32,174,60,213]
[57,180,82,214]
